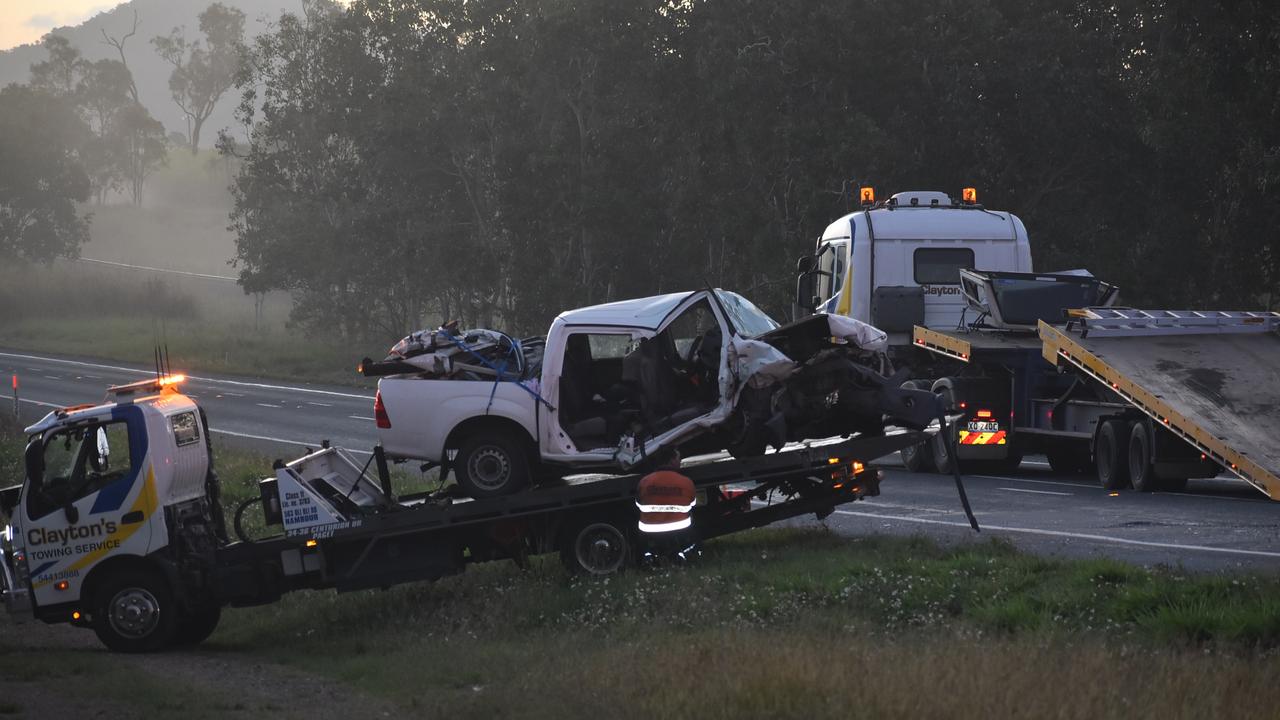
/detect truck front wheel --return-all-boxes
[91,569,178,653]
[455,432,531,498]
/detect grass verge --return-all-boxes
[3,433,1280,718]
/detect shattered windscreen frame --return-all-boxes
[715,290,780,338]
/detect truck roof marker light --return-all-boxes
[962,187,978,204]
[374,391,391,429]
[860,187,875,206]
[305,539,318,548]
[827,457,841,465]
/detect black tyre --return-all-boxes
[455,431,531,498]
[175,604,222,646]
[91,569,178,653]
[1128,422,1157,492]
[560,521,630,576]
[1045,446,1089,475]
[899,381,936,473]
[1095,419,1130,490]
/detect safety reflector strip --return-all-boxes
[636,501,696,513]
[638,516,693,533]
[958,430,1007,445]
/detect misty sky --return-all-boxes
[0,1,120,51]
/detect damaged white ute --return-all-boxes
[360,289,936,497]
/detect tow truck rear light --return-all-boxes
[976,409,993,418]
[374,391,391,429]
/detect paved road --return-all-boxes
[3,348,1277,573]
[1,349,379,456]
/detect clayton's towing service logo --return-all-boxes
[27,518,119,546]
[922,285,962,297]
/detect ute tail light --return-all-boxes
[374,390,391,429]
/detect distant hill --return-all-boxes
[0,0,301,147]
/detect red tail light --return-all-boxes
[374,390,391,428]
[976,409,993,418]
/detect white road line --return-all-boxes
[18,398,62,408]
[968,474,1098,490]
[222,392,244,397]
[256,403,282,409]
[43,375,60,380]
[80,374,102,380]
[997,487,1072,496]
[348,415,374,421]
[208,428,373,455]
[307,402,333,407]
[0,351,373,400]
[832,509,1280,559]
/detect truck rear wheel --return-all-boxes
[560,520,630,576]
[91,569,178,653]
[899,380,936,473]
[1128,422,1157,492]
[175,604,222,646]
[455,432,531,498]
[1095,419,1130,490]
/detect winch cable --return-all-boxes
[937,405,980,532]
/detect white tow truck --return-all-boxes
[1,374,935,652]
[796,186,1280,496]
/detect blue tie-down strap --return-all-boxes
[438,330,554,413]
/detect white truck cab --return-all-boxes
[797,188,1032,334]
[0,375,225,652]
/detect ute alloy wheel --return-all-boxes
[455,432,530,498]
[92,569,178,653]
[562,521,629,576]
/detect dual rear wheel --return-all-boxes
[1095,418,1187,492]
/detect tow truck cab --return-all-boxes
[795,188,1032,334]
[0,375,225,652]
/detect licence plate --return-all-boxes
[966,421,1000,433]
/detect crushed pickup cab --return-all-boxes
[360,289,936,497]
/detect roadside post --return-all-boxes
[11,374,17,418]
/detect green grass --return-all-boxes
[4,432,1280,718]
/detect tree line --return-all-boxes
[0,3,245,260]
[7,0,1279,339]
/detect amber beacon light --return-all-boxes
[962,187,978,204]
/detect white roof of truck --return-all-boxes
[824,205,1018,241]
[556,291,694,329]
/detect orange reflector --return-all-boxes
[1108,492,1119,497]
[55,581,69,591]
[305,539,318,548]
[72,611,81,620]
[827,457,841,465]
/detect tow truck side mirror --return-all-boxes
[794,255,820,319]
[23,439,43,488]
[95,426,110,472]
